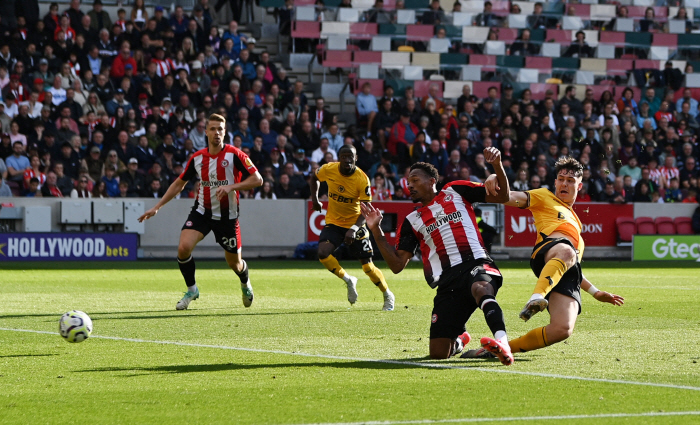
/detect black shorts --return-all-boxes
[182,209,241,254]
[319,224,373,260]
[430,259,503,340]
[530,236,582,314]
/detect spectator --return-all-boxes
[356,83,378,137]
[664,177,683,203]
[71,176,92,198]
[320,123,344,153]
[0,173,12,197]
[371,172,393,200]
[311,138,338,164]
[6,141,30,183]
[40,171,63,197]
[421,140,448,179]
[388,110,418,164]
[24,177,41,197]
[255,180,277,199]
[563,31,593,58]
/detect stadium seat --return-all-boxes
[580,58,607,74]
[429,39,452,53]
[613,18,634,32]
[472,81,500,98]
[654,33,678,47]
[462,27,490,44]
[596,45,616,59]
[616,217,636,243]
[655,217,676,235]
[414,80,442,98]
[591,4,616,20]
[337,8,361,22]
[497,28,519,44]
[530,83,558,100]
[381,52,411,69]
[634,59,661,70]
[396,10,417,24]
[402,66,423,80]
[512,1,535,15]
[636,217,656,235]
[542,43,562,58]
[353,50,382,65]
[406,25,434,42]
[292,21,321,40]
[440,53,469,66]
[606,59,634,77]
[370,36,392,51]
[260,0,285,7]
[668,19,688,34]
[626,32,652,50]
[358,64,379,79]
[507,15,528,29]
[599,32,626,47]
[350,23,378,40]
[403,0,426,9]
[325,36,348,50]
[443,81,471,99]
[567,4,590,19]
[321,22,350,37]
[378,23,406,35]
[497,55,524,69]
[469,54,497,73]
[484,41,506,56]
[295,6,317,21]
[562,16,584,31]
[412,52,440,70]
[355,79,384,97]
[546,29,571,44]
[650,47,670,61]
[525,57,553,71]
[674,217,694,235]
[517,69,539,83]
[398,45,416,52]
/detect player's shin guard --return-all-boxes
[479,295,507,340]
[319,255,346,279]
[177,255,196,287]
[534,258,568,297]
[362,262,388,292]
[234,259,249,284]
[508,327,549,353]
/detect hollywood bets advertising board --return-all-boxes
[504,203,633,247]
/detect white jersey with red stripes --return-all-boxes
[660,166,679,183]
[180,144,258,220]
[396,180,488,286]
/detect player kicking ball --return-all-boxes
[139,114,263,310]
[503,157,624,354]
[362,148,514,365]
[310,145,395,311]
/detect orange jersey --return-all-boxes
[316,163,372,228]
[524,188,585,260]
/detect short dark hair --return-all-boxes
[554,157,583,178]
[338,145,355,156]
[410,162,439,181]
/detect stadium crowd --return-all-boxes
[0,0,698,208]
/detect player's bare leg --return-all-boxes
[521,243,577,321]
[509,292,578,353]
[360,258,394,311]
[318,241,358,304]
[429,333,470,359]
[225,250,254,308]
[176,229,204,310]
[471,281,513,366]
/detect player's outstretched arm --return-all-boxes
[482,147,510,204]
[581,275,625,306]
[361,203,412,274]
[138,177,188,222]
[215,171,263,201]
[504,191,529,208]
[309,171,323,212]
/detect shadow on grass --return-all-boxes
[1,309,358,321]
[75,357,517,375]
[0,353,58,358]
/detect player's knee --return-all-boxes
[429,347,451,360]
[177,245,193,258]
[549,323,574,343]
[554,246,577,268]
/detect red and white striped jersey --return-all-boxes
[180,145,258,220]
[660,166,679,183]
[396,180,488,287]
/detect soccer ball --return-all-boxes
[59,311,93,343]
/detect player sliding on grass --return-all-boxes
[138,114,263,310]
[310,144,395,311]
[504,157,624,354]
[362,148,515,364]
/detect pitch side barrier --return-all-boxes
[0,199,695,260]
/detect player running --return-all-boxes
[138,114,263,310]
[504,157,624,354]
[310,145,395,311]
[361,148,515,365]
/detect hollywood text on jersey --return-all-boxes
[201,179,230,188]
[423,211,464,235]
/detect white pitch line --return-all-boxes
[287,411,700,425]
[2,327,700,393]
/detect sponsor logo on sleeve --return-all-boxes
[244,157,254,169]
[365,186,370,196]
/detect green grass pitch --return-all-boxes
[1,260,699,424]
